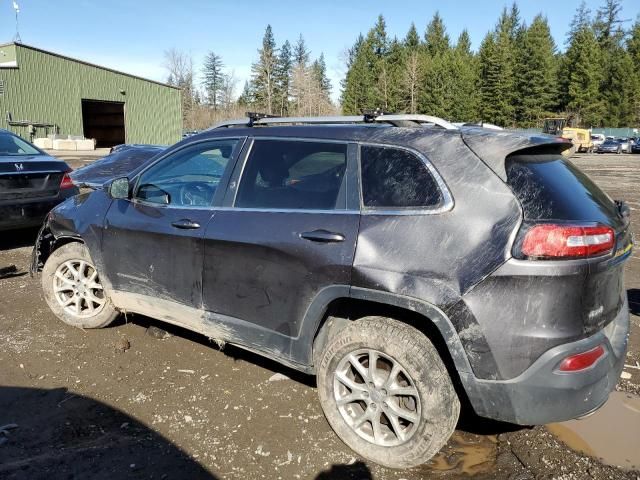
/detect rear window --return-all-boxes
[360,146,443,208]
[0,132,40,156]
[506,154,619,222]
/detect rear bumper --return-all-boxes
[462,296,629,425]
[0,189,78,231]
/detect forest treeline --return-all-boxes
[166,0,640,130]
[342,0,640,128]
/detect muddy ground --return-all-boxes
[0,151,639,479]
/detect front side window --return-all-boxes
[135,139,238,206]
[360,145,443,209]
[235,139,347,210]
[0,132,40,156]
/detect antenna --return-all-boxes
[12,1,21,43]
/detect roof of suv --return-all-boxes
[190,122,573,180]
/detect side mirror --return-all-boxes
[108,177,131,199]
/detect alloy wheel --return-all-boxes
[53,260,106,318]
[333,348,421,447]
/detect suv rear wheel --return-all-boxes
[316,316,460,468]
[42,242,118,329]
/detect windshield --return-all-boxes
[0,132,41,156]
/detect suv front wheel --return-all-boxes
[42,242,118,329]
[316,316,460,469]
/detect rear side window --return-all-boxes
[235,139,347,210]
[506,154,619,222]
[360,146,443,208]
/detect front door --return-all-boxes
[202,138,359,348]
[101,138,243,308]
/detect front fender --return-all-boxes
[30,190,113,276]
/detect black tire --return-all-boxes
[42,242,118,329]
[316,316,460,469]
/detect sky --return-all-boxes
[1,0,639,102]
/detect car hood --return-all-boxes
[70,145,165,188]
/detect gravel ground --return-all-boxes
[0,151,638,479]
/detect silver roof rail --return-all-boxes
[208,113,458,130]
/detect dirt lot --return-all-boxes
[0,151,639,479]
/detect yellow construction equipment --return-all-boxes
[542,116,592,156]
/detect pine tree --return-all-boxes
[478,7,519,126]
[237,80,253,107]
[274,40,292,115]
[628,18,640,124]
[400,25,422,113]
[312,53,332,97]
[424,12,450,56]
[515,15,557,126]
[562,10,605,126]
[404,23,420,49]
[449,30,479,121]
[341,18,387,114]
[202,51,224,110]
[250,25,278,114]
[593,0,632,126]
[294,34,310,68]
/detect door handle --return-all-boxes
[171,219,201,229]
[300,229,345,243]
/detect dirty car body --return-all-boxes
[0,129,78,231]
[32,120,632,429]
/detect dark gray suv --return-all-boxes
[32,114,632,468]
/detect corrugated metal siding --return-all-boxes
[0,44,181,144]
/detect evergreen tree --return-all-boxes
[628,18,640,124]
[274,40,293,115]
[250,25,278,113]
[455,29,472,55]
[341,17,388,114]
[562,13,605,126]
[294,34,310,68]
[424,12,450,56]
[401,26,422,113]
[478,7,519,126]
[312,53,332,97]
[404,23,420,49]
[202,51,224,110]
[450,30,479,121]
[371,15,389,57]
[237,80,253,108]
[515,15,557,126]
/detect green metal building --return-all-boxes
[0,42,182,147]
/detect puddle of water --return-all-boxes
[547,391,640,471]
[421,431,497,476]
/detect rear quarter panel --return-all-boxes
[352,131,522,378]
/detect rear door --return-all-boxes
[101,138,243,308]
[202,138,359,340]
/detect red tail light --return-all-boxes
[519,224,614,259]
[60,172,74,189]
[557,345,606,372]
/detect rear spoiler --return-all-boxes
[461,129,573,181]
